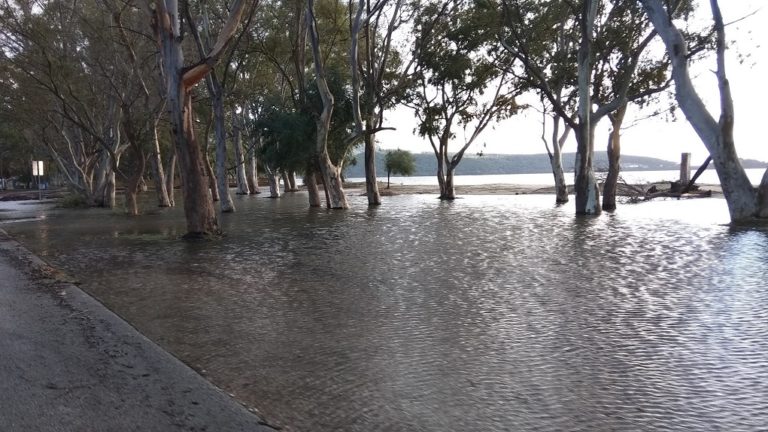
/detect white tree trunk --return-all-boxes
[307,0,349,209]
[233,112,249,195]
[574,0,601,215]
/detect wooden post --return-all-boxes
[680,152,691,185]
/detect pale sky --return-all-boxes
[379,1,767,164]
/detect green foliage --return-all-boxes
[385,149,416,177]
[384,148,416,187]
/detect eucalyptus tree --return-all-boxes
[306,0,349,208]
[501,0,665,214]
[0,0,133,208]
[501,2,578,204]
[639,0,768,222]
[105,0,173,208]
[349,0,412,205]
[502,0,602,213]
[149,0,250,237]
[407,0,519,200]
[251,0,352,207]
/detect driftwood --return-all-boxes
[644,189,712,200]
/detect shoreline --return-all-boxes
[342,181,724,197]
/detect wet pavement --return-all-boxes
[0,229,276,432]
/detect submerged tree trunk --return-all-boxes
[164,147,177,207]
[363,131,381,205]
[175,92,220,236]
[124,156,146,216]
[212,88,235,211]
[203,149,220,202]
[574,0,601,215]
[548,117,571,204]
[307,0,348,209]
[150,122,171,207]
[602,104,627,211]
[287,171,298,191]
[151,0,248,237]
[442,165,456,200]
[246,136,260,194]
[281,171,290,193]
[265,166,281,198]
[233,113,249,195]
[305,172,321,207]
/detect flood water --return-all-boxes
[3,193,768,431]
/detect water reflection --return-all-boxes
[4,193,768,431]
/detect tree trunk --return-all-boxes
[602,104,626,211]
[174,91,220,237]
[151,0,248,237]
[550,118,570,204]
[640,0,759,222]
[308,0,349,209]
[364,131,381,205]
[387,170,391,189]
[233,113,250,195]
[212,88,235,211]
[574,0,601,215]
[150,122,171,207]
[442,165,456,200]
[164,147,177,207]
[305,172,321,207]
[266,166,280,198]
[203,148,220,202]
[246,135,260,194]
[288,171,298,191]
[281,171,290,193]
[436,142,447,199]
[124,154,146,217]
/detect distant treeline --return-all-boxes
[344,152,767,178]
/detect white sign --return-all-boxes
[32,160,44,176]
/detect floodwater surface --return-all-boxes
[3,193,768,431]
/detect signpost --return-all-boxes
[32,160,44,200]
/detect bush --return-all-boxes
[59,193,89,208]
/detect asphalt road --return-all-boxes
[0,229,277,432]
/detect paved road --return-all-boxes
[0,229,277,432]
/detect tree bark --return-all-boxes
[307,0,349,209]
[305,172,321,207]
[363,131,381,204]
[549,117,571,204]
[281,171,290,194]
[150,122,171,207]
[442,165,456,200]
[203,147,220,202]
[287,171,298,191]
[211,87,235,211]
[574,0,601,215]
[164,146,177,207]
[247,132,261,194]
[233,112,250,195]
[265,166,281,198]
[150,0,249,236]
[602,104,627,211]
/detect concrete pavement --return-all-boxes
[0,229,277,432]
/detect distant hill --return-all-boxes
[343,151,675,178]
[344,151,768,178]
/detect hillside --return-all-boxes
[344,151,768,178]
[343,152,681,178]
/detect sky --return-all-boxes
[379,1,767,164]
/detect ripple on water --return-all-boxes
[5,193,768,431]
